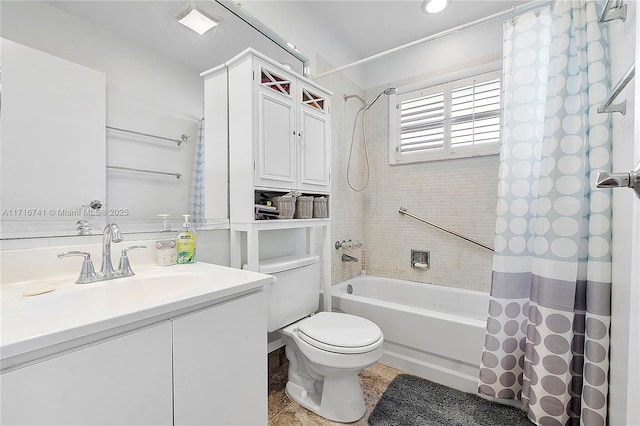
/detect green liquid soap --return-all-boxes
[177,214,196,264]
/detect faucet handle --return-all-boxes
[120,245,147,257]
[57,251,98,284]
[58,250,91,259]
[118,245,147,277]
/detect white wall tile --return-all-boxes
[319,54,502,293]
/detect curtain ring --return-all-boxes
[511,6,516,24]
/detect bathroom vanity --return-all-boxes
[0,263,272,425]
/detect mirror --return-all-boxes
[0,0,304,239]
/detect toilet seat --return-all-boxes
[297,312,383,354]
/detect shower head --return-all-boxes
[365,87,397,110]
[344,88,397,110]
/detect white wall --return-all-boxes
[362,19,503,88]
[607,2,639,424]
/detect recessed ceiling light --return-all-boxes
[422,0,450,14]
[176,5,219,35]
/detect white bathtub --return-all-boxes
[331,275,489,393]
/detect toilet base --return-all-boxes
[285,372,366,423]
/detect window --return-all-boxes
[389,70,502,164]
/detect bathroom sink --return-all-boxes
[1,263,272,362]
[10,273,205,312]
[2,266,245,322]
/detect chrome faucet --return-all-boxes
[101,223,123,278]
[342,253,359,263]
[58,223,147,284]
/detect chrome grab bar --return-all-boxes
[398,207,494,252]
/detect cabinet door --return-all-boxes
[0,322,173,426]
[298,85,331,192]
[255,64,297,190]
[173,291,267,426]
[0,39,106,236]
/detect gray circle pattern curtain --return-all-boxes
[477,2,613,425]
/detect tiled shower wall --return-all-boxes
[362,52,501,291]
[316,56,366,285]
[316,54,501,293]
[357,55,502,293]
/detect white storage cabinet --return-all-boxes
[1,291,267,426]
[203,49,331,224]
[202,48,334,322]
[1,322,173,425]
[253,58,330,193]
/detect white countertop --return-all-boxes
[1,263,272,370]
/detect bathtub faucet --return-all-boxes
[342,254,359,263]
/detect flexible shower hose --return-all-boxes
[346,105,370,192]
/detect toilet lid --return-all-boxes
[297,312,383,353]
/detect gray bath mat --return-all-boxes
[368,374,532,426]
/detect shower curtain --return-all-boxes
[189,119,205,222]
[478,2,612,425]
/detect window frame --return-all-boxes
[389,69,503,165]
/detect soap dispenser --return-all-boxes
[158,213,171,231]
[176,214,196,264]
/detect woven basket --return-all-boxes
[273,196,296,219]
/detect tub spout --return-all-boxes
[342,254,359,263]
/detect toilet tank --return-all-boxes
[251,255,320,332]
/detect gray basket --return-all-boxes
[295,196,314,219]
[313,197,328,218]
[273,196,296,219]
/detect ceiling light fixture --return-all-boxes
[176,4,219,35]
[422,0,450,14]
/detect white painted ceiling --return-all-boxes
[241,0,528,59]
[45,1,303,73]
[45,0,529,74]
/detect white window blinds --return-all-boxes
[399,92,445,153]
[450,78,501,148]
[391,70,502,164]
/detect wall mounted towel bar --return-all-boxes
[398,207,494,252]
[106,126,189,146]
[598,0,627,22]
[107,165,181,179]
[598,62,635,115]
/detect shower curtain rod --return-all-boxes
[314,0,551,79]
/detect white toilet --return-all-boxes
[258,254,384,423]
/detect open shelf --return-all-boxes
[254,190,329,222]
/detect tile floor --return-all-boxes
[268,348,403,425]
